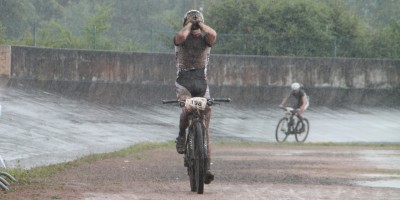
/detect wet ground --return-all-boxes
[0,87,399,169]
[2,143,400,200]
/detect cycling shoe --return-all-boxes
[175,136,186,154]
[205,170,214,184]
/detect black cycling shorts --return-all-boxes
[176,68,208,97]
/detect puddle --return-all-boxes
[361,150,400,170]
[362,174,400,178]
[356,179,400,189]
[355,173,400,189]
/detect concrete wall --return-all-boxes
[1,45,399,106]
[209,55,400,89]
[0,45,11,78]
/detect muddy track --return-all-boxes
[1,143,400,200]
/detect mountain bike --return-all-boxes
[162,97,230,194]
[275,106,310,143]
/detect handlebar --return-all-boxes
[162,100,181,104]
[210,98,232,103]
[162,97,231,108]
[279,106,300,114]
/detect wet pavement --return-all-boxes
[0,87,399,169]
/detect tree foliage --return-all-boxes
[345,0,400,29]
[0,0,36,38]
[81,3,113,49]
[0,0,399,59]
[37,19,73,48]
[368,21,400,58]
[205,0,364,57]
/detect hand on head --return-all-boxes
[183,10,204,30]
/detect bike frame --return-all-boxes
[286,108,300,134]
[162,97,230,194]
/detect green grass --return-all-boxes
[2,142,174,184]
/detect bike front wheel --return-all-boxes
[275,118,289,143]
[193,122,205,194]
[186,130,196,192]
[295,118,310,143]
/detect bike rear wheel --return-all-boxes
[275,118,289,143]
[295,118,310,143]
[193,122,205,194]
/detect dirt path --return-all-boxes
[1,143,400,200]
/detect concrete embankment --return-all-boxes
[1,45,399,107]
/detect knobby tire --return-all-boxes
[187,130,196,192]
[194,122,205,194]
[295,118,310,143]
[275,118,289,143]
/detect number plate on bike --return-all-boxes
[186,97,207,110]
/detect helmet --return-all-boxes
[291,82,301,90]
[183,10,204,26]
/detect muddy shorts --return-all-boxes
[175,68,210,100]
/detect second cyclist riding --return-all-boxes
[275,106,310,143]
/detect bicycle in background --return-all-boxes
[275,106,310,143]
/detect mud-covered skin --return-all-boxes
[3,143,399,200]
[175,34,211,72]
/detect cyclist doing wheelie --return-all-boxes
[173,9,217,184]
[279,82,310,132]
